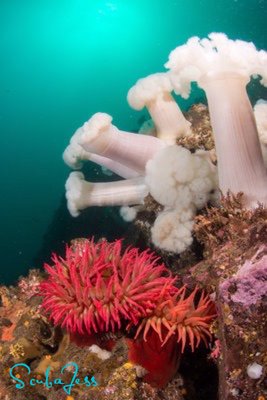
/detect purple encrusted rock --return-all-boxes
[219,246,267,307]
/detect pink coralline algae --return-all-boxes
[210,339,221,360]
[39,238,175,336]
[18,275,41,298]
[219,247,267,307]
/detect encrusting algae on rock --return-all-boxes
[192,194,267,400]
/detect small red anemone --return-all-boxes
[127,286,216,387]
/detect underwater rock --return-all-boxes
[217,252,267,399]
[178,103,215,152]
[192,194,267,400]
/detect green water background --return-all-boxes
[0,0,266,284]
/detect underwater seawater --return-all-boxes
[0,0,267,284]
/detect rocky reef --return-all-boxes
[193,194,267,400]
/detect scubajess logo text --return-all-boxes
[9,361,98,395]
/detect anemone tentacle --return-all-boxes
[40,239,176,336]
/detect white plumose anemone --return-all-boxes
[127,73,191,144]
[166,33,267,208]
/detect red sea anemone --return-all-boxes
[133,285,216,353]
[127,286,216,387]
[39,238,175,336]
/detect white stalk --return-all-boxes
[88,153,140,179]
[63,127,139,178]
[200,72,267,207]
[147,93,192,144]
[78,113,166,175]
[65,172,148,217]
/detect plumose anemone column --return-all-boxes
[78,113,166,175]
[200,72,267,208]
[254,99,267,167]
[65,172,148,217]
[127,73,191,144]
[63,125,140,179]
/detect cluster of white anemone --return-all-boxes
[63,33,267,254]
